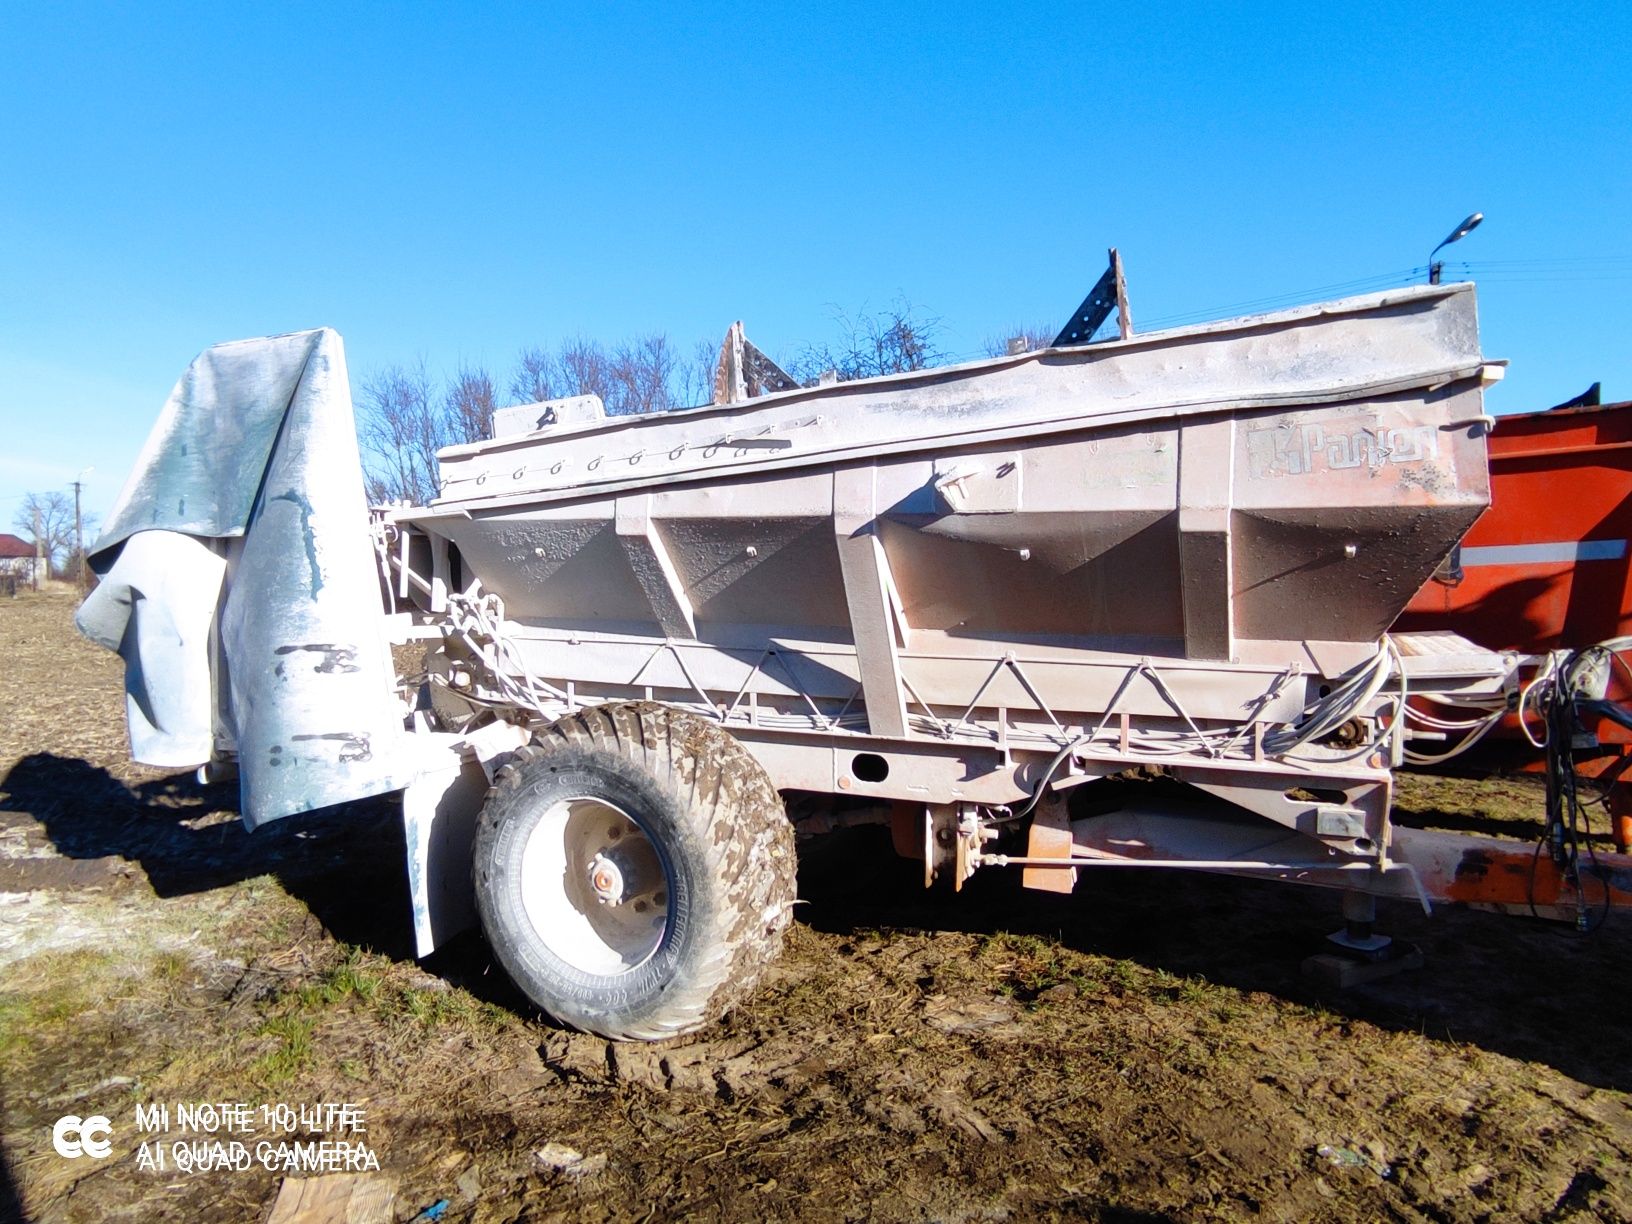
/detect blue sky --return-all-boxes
[2,2,1628,525]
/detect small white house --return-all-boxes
[0,533,42,584]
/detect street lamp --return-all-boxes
[1428,212,1484,284]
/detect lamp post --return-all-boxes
[1429,212,1484,284]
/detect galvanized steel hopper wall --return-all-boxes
[414,285,1491,682]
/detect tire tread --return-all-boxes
[477,702,794,1041]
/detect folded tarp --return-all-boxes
[78,328,410,827]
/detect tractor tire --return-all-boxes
[473,701,796,1040]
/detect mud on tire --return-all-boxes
[473,702,797,1041]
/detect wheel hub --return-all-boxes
[588,853,626,904]
[518,797,672,976]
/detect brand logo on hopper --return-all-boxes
[1247,422,1439,479]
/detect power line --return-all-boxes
[1453,256,1632,267]
[1138,268,1423,330]
[1439,262,1632,283]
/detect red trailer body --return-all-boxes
[1396,399,1632,845]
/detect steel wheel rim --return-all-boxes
[517,796,670,976]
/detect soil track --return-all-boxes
[2,591,1630,1222]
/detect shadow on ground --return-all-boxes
[9,750,1631,1096]
[0,752,533,1014]
[0,1090,23,1224]
[0,752,417,962]
[797,826,1632,1095]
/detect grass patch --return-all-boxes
[250,1014,314,1087]
[264,944,513,1045]
[977,932,1105,1002]
[296,947,386,1009]
[0,949,124,1077]
[401,988,471,1028]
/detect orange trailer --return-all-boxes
[1397,398,1632,850]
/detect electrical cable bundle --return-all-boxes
[1523,645,1632,932]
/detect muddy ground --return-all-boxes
[2,590,1630,1222]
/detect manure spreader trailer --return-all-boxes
[77,268,1632,1039]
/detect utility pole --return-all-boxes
[72,479,84,594]
[32,505,43,592]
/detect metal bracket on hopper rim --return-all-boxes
[1053,247,1134,347]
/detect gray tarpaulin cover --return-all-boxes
[77,328,411,828]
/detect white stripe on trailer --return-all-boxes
[1460,540,1628,566]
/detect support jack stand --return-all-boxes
[1301,891,1423,988]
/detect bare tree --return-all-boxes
[357,360,443,504]
[508,334,716,416]
[674,337,719,409]
[509,345,558,406]
[355,302,966,505]
[981,324,1056,357]
[787,299,946,385]
[445,364,497,445]
[607,334,680,416]
[554,337,615,406]
[13,491,75,574]
[364,308,943,506]
[356,329,735,506]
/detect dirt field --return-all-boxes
[3,590,1630,1222]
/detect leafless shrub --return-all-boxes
[787,299,946,385]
